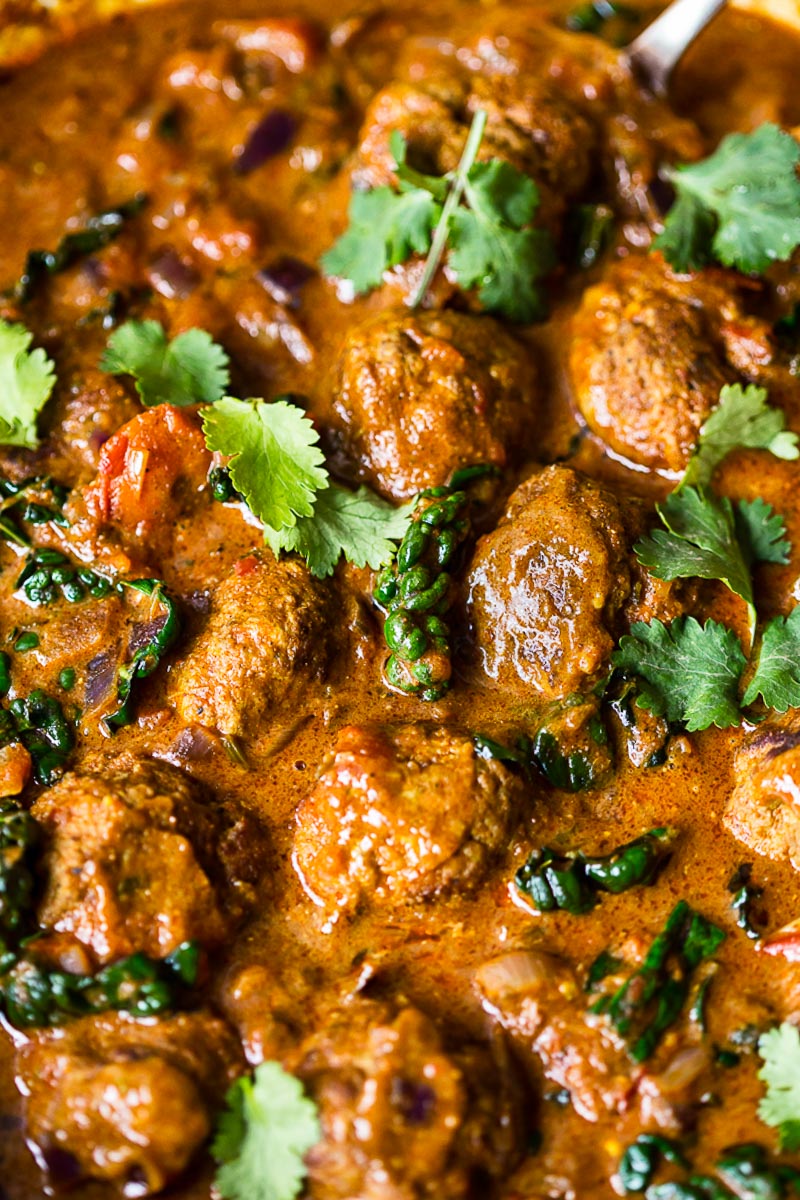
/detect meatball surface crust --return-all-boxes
[725,717,800,871]
[293,724,525,918]
[18,1010,242,1196]
[465,465,679,702]
[290,997,526,1200]
[170,552,330,739]
[32,758,262,964]
[568,254,775,473]
[333,308,540,500]
[355,68,594,232]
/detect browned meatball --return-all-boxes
[568,255,775,473]
[465,465,682,702]
[18,1010,242,1195]
[293,725,524,919]
[725,717,800,870]
[32,758,263,964]
[355,68,594,232]
[46,364,141,483]
[333,308,540,501]
[170,553,330,739]
[289,997,526,1199]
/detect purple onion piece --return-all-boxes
[147,249,200,300]
[169,725,220,762]
[258,256,316,308]
[128,617,168,656]
[84,651,117,710]
[235,109,297,175]
[41,1146,83,1186]
[390,1077,436,1125]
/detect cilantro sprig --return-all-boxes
[758,1023,800,1151]
[616,385,800,730]
[321,110,556,322]
[745,607,800,712]
[0,320,56,449]
[683,384,799,491]
[654,122,800,275]
[202,397,412,577]
[263,484,413,579]
[94,320,410,578]
[100,319,231,407]
[613,617,746,732]
[634,486,789,641]
[202,398,327,531]
[634,386,797,640]
[212,1061,321,1200]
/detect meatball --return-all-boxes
[725,717,800,870]
[18,1010,242,1195]
[355,68,594,231]
[333,308,540,501]
[568,254,775,473]
[293,725,524,919]
[465,465,681,702]
[32,758,262,964]
[46,364,141,483]
[476,950,632,1123]
[169,553,330,739]
[289,997,526,1199]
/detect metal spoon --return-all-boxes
[623,0,728,96]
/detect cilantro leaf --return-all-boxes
[0,319,56,449]
[202,397,328,530]
[634,486,756,628]
[612,617,746,732]
[320,187,440,295]
[322,110,555,321]
[100,319,230,407]
[734,496,791,566]
[682,384,799,490]
[653,190,717,273]
[212,1061,321,1200]
[449,161,556,322]
[744,607,800,711]
[655,123,800,275]
[264,484,412,578]
[758,1023,800,1152]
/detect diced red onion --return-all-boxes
[235,110,297,174]
[84,651,117,710]
[169,725,220,762]
[258,256,316,307]
[147,249,200,300]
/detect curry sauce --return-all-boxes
[0,2,799,1198]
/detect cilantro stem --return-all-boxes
[411,109,488,309]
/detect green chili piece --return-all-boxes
[728,864,764,940]
[104,579,181,730]
[0,653,10,698]
[6,690,74,785]
[14,633,39,653]
[619,1134,687,1194]
[597,901,725,1063]
[1,940,200,1029]
[582,828,676,894]
[0,801,39,949]
[58,667,76,691]
[375,482,473,701]
[15,196,146,303]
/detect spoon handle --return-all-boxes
[623,0,728,95]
